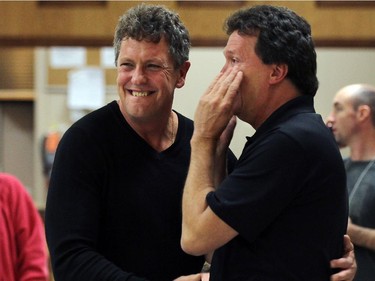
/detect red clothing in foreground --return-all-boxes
[0,173,49,281]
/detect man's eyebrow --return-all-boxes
[333,101,342,108]
[118,56,132,61]
[223,49,235,56]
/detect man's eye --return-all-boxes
[120,63,134,68]
[334,107,342,113]
[148,64,162,70]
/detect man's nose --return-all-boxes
[131,67,147,84]
[325,114,334,128]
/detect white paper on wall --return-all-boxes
[49,47,86,68]
[100,47,116,68]
[67,67,105,111]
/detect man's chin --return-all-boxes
[336,140,347,149]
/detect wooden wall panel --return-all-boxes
[0,48,34,89]
[0,1,375,47]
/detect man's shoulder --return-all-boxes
[70,102,117,130]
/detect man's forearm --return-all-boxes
[181,137,216,255]
[347,223,375,251]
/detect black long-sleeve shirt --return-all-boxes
[46,101,237,281]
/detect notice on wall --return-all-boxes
[67,67,105,111]
[100,47,116,68]
[49,47,86,68]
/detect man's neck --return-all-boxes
[350,132,375,161]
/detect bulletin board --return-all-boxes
[47,47,117,86]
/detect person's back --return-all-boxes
[0,173,49,281]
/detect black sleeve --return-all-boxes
[227,148,238,174]
[45,126,150,281]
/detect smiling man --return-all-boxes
[45,4,220,281]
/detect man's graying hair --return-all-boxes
[113,4,191,68]
[351,85,375,126]
[225,5,319,97]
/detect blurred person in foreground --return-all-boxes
[0,173,49,281]
[45,3,356,281]
[181,5,350,281]
[327,84,375,281]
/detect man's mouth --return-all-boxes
[129,90,155,97]
[131,91,148,97]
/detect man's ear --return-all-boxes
[357,104,371,123]
[176,61,191,89]
[269,63,288,85]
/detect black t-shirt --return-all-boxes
[345,159,375,281]
[207,96,348,281]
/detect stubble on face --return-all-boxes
[331,91,358,148]
[116,38,179,123]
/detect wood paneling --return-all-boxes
[0,48,34,89]
[0,1,375,47]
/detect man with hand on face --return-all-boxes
[182,5,351,281]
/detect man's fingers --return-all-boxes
[330,257,353,269]
[205,67,241,100]
[343,234,354,253]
